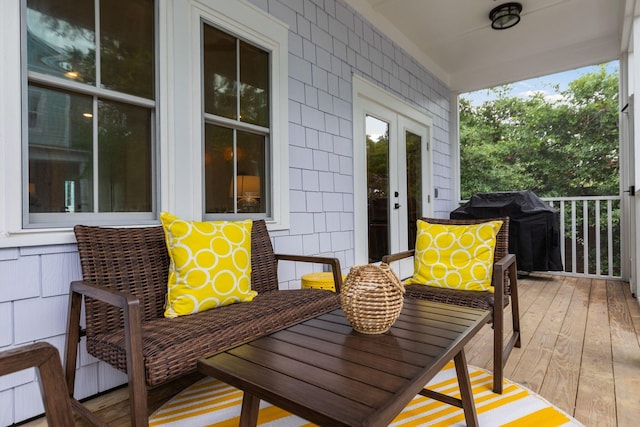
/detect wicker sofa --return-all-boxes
[64,220,342,427]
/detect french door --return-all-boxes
[624,94,638,295]
[353,76,433,264]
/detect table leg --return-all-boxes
[240,392,260,427]
[453,348,479,427]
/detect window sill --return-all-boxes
[0,228,77,249]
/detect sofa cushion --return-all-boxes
[405,219,503,292]
[160,212,257,317]
[85,289,340,386]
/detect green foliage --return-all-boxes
[367,132,389,200]
[459,65,619,199]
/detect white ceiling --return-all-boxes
[346,0,629,93]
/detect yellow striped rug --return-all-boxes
[149,362,584,427]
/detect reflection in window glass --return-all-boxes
[366,115,390,262]
[406,131,422,250]
[28,86,94,213]
[204,125,266,214]
[204,124,234,213]
[100,0,155,99]
[203,25,237,120]
[202,21,270,217]
[98,100,152,212]
[236,131,266,213]
[27,0,96,85]
[240,42,269,127]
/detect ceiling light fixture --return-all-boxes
[489,2,523,30]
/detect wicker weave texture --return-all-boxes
[74,225,170,336]
[73,220,281,337]
[73,219,340,386]
[404,284,496,311]
[88,289,339,386]
[340,263,405,334]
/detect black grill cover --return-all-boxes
[450,190,563,272]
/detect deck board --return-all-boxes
[607,281,640,427]
[539,276,589,415]
[575,279,617,426]
[511,276,575,392]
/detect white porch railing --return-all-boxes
[543,196,621,279]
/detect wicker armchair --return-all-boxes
[0,342,103,426]
[64,219,342,427]
[382,217,521,394]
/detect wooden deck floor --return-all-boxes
[466,274,640,427]
[22,275,640,426]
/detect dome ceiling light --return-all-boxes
[489,2,523,30]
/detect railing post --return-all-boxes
[571,200,577,274]
[595,199,601,276]
[583,199,589,275]
[560,200,566,270]
[608,200,614,276]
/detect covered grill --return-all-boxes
[451,190,563,272]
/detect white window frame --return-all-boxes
[165,0,289,229]
[17,0,159,231]
[200,20,271,220]
[0,0,289,248]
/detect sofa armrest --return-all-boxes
[64,280,146,426]
[1,342,76,426]
[382,250,415,264]
[275,254,343,293]
[69,280,140,309]
[492,253,517,297]
[382,250,416,281]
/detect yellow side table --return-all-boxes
[301,272,344,292]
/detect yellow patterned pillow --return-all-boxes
[405,220,503,292]
[160,212,257,318]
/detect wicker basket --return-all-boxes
[340,263,405,334]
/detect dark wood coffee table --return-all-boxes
[197,298,491,427]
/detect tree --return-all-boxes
[459,65,619,199]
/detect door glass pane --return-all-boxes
[26,0,96,85]
[203,24,237,120]
[98,100,152,212]
[366,115,390,262]
[406,130,422,250]
[239,41,269,127]
[100,0,154,99]
[28,86,94,213]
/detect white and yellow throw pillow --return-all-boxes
[405,220,503,292]
[160,212,256,318]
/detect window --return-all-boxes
[202,23,269,216]
[2,0,289,242]
[191,2,288,227]
[24,0,156,227]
